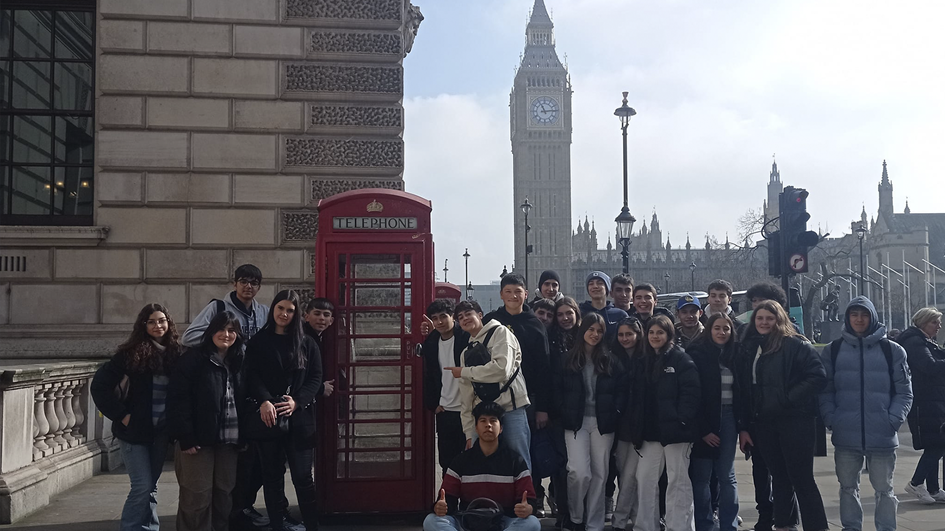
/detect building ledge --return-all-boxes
[0,226,109,247]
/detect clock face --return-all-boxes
[531,96,560,125]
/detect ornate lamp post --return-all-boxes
[463,248,471,300]
[855,223,867,294]
[443,258,448,283]
[614,91,637,274]
[664,272,671,294]
[467,282,475,301]
[520,197,533,287]
[689,261,697,291]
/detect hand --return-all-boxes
[702,433,721,447]
[514,491,533,518]
[738,431,753,453]
[323,380,335,397]
[435,406,445,414]
[434,489,448,516]
[421,315,434,336]
[465,439,472,450]
[121,414,131,426]
[260,401,277,428]
[182,446,200,455]
[275,395,297,417]
[534,411,549,430]
[443,367,463,379]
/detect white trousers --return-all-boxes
[564,416,614,531]
[635,441,694,531]
[613,440,640,530]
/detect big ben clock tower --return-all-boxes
[510,0,573,291]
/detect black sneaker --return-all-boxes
[241,507,269,527]
[283,515,307,531]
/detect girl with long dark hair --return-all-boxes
[734,301,828,531]
[631,315,700,531]
[91,303,182,531]
[168,311,245,531]
[687,313,739,531]
[554,313,624,531]
[610,317,643,531]
[245,290,323,531]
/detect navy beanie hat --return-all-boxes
[538,270,560,288]
[586,271,612,294]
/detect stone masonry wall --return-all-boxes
[0,0,415,357]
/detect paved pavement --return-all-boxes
[5,430,945,530]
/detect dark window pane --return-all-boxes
[12,60,50,109]
[1,10,11,58]
[55,12,93,60]
[12,115,52,163]
[0,114,9,162]
[0,167,9,215]
[55,115,92,163]
[13,11,52,59]
[0,60,8,109]
[54,62,91,110]
[53,166,92,215]
[11,165,51,215]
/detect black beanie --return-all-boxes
[538,270,560,289]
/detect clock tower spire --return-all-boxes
[510,0,573,290]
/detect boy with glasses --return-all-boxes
[182,264,269,346]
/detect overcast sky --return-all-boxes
[402,0,943,285]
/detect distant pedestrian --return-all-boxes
[91,303,182,531]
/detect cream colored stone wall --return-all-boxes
[0,0,417,357]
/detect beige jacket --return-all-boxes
[459,319,530,440]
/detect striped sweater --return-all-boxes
[440,441,537,518]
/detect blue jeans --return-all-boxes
[472,406,531,470]
[120,434,169,531]
[835,447,898,531]
[422,513,541,531]
[690,405,739,531]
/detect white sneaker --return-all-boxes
[905,482,936,504]
[931,489,945,502]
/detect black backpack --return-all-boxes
[464,326,521,407]
[829,337,895,396]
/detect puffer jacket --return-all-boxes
[688,339,738,459]
[734,332,827,430]
[629,345,701,446]
[553,349,627,434]
[167,345,244,451]
[818,297,912,451]
[900,325,945,449]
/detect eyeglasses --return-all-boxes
[145,318,169,326]
[237,279,261,287]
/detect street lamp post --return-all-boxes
[467,282,475,301]
[689,261,696,291]
[520,197,533,287]
[443,258,448,283]
[664,272,670,294]
[855,223,867,294]
[463,248,471,300]
[614,91,638,274]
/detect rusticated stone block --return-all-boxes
[99,55,189,94]
[100,0,189,19]
[310,105,402,128]
[56,249,141,279]
[146,173,231,203]
[98,131,189,169]
[234,101,303,131]
[193,134,277,170]
[233,175,303,205]
[194,59,278,97]
[192,209,276,245]
[103,284,187,324]
[98,97,144,127]
[282,211,318,242]
[0,249,52,280]
[99,20,145,51]
[233,250,303,279]
[309,31,401,55]
[146,250,230,279]
[194,0,279,22]
[284,64,401,93]
[235,26,302,58]
[285,138,403,167]
[148,22,232,55]
[310,178,403,204]
[148,97,230,129]
[285,0,401,20]
[10,284,98,324]
[97,208,187,244]
[97,173,143,202]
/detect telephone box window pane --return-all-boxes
[403,255,412,279]
[349,451,400,478]
[351,366,401,389]
[13,11,52,59]
[351,337,400,362]
[54,62,92,110]
[352,394,401,419]
[353,284,400,307]
[404,282,412,306]
[352,422,400,448]
[352,310,400,335]
[12,166,51,214]
[352,254,400,278]
[404,365,412,386]
[336,453,346,479]
[12,61,51,109]
[12,115,52,163]
[404,311,411,334]
[55,12,93,60]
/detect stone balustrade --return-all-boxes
[0,360,119,524]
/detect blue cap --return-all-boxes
[677,295,701,310]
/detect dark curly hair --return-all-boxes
[116,303,182,374]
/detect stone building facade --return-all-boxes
[0,0,423,358]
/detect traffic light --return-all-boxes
[779,186,819,274]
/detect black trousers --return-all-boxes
[754,417,827,531]
[257,438,318,531]
[232,441,284,518]
[436,410,466,474]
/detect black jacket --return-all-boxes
[91,351,163,445]
[166,346,242,451]
[628,345,701,446]
[553,351,626,434]
[421,323,470,411]
[734,333,826,431]
[484,305,551,413]
[687,340,737,459]
[245,330,323,449]
[900,326,945,449]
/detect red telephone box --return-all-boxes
[314,189,435,514]
[434,282,462,303]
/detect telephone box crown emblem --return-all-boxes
[366,200,384,213]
